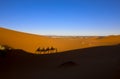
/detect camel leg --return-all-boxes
[36,51,38,54]
[48,50,49,54]
[56,49,57,53]
[49,50,51,54]
[41,52,43,54]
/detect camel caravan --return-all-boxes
[35,46,57,54]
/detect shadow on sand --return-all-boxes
[0,44,120,79]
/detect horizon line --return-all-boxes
[0,26,120,37]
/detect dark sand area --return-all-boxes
[0,44,120,79]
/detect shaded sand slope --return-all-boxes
[0,44,120,79]
[0,27,120,53]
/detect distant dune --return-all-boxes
[0,44,120,79]
[0,27,120,54]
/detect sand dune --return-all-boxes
[0,27,120,54]
[0,44,120,79]
[0,27,120,79]
[0,27,52,53]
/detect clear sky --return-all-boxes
[0,0,120,36]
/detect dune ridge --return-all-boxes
[0,27,120,54]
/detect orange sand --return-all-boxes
[0,27,120,54]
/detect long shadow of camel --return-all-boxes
[36,47,57,54]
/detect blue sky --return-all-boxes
[0,0,120,36]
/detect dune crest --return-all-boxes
[0,27,120,54]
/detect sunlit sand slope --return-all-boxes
[0,27,51,53]
[0,27,120,53]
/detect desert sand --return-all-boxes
[0,27,120,79]
[0,27,120,54]
[0,45,120,79]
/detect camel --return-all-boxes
[50,46,57,53]
[35,47,41,54]
[46,47,50,54]
[40,48,46,54]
